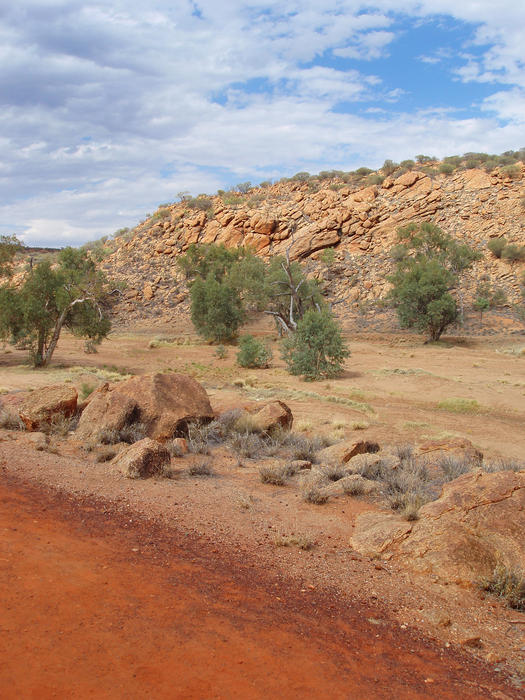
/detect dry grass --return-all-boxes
[301,486,329,505]
[187,459,214,476]
[479,564,525,611]
[437,397,481,414]
[0,408,24,430]
[273,533,315,550]
[259,464,288,486]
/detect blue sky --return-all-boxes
[1,1,524,247]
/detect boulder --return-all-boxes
[113,438,171,479]
[346,452,399,475]
[418,437,482,465]
[75,385,138,441]
[110,373,214,441]
[351,513,413,558]
[250,400,293,433]
[19,385,78,431]
[353,469,525,585]
[318,440,380,465]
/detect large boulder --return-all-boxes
[18,385,78,431]
[318,440,380,465]
[75,373,214,442]
[351,469,525,585]
[75,385,138,441]
[113,438,171,479]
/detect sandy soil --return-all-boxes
[0,323,524,697]
[1,472,522,700]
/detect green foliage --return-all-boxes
[281,309,349,381]
[439,163,455,175]
[415,155,433,164]
[487,238,507,258]
[382,159,398,176]
[400,159,415,170]
[214,344,227,359]
[190,274,244,343]
[0,247,112,367]
[501,164,521,179]
[319,248,336,266]
[178,243,242,281]
[474,279,507,322]
[354,167,373,178]
[236,335,273,368]
[502,243,525,263]
[0,235,22,278]
[388,222,480,341]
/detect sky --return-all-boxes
[1,1,524,248]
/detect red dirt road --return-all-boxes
[0,474,519,700]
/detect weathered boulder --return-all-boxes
[352,469,525,585]
[346,451,399,474]
[113,438,171,479]
[418,437,482,465]
[318,440,380,465]
[75,385,138,441]
[249,400,293,433]
[19,385,78,431]
[351,513,413,558]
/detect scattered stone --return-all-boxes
[318,440,380,465]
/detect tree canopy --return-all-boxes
[0,246,113,367]
[388,222,481,341]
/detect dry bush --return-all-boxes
[0,408,24,431]
[479,564,525,611]
[187,422,213,454]
[302,486,329,505]
[231,431,267,459]
[259,463,288,486]
[437,454,472,481]
[342,479,367,496]
[95,447,117,463]
[351,421,369,431]
[283,433,323,462]
[273,534,315,550]
[482,458,524,473]
[320,463,346,482]
[45,413,78,437]
[187,459,214,476]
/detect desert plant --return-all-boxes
[502,244,525,263]
[187,459,214,476]
[281,309,349,381]
[214,344,227,359]
[437,397,480,414]
[0,408,24,430]
[80,382,95,400]
[388,222,480,341]
[236,335,273,368]
[259,463,288,485]
[320,248,337,266]
[437,454,472,481]
[302,486,329,504]
[479,564,525,611]
[320,464,346,482]
[487,238,508,259]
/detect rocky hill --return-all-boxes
[99,163,525,331]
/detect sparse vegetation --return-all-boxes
[479,564,525,611]
[302,486,329,505]
[187,459,214,476]
[236,335,273,368]
[259,463,288,485]
[437,397,480,414]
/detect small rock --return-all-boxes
[113,438,171,479]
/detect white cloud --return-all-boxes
[0,1,524,246]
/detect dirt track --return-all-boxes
[0,474,520,699]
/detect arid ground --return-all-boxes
[0,323,524,698]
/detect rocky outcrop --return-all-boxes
[101,163,525,327]
[75,373,214,443]
[351,469,525,586]
[418,437,483,465]
[18,385,78,431]
[113,438,171,479]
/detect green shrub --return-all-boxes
[236,335,273,368]
[191,274,244,343]
[502,244,525,263]
[214,344,227,359]
[320,248,336,266]
[281,309,349,381]
[439,163,455,175]
[487,238,507,258]
[501,164,521,179]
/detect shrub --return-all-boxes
[439,163,455,175]
[479,564,525,611]
[501,164,521,179]
[437,397,480,414]
[191,274,244,343]
[187,459,214,476]
[259,463,288,485]
[320,248,336,266]
[302,486,329,504]
[502,244,525,263]
[321,464,346,482]
[215,344,227,360]
[236,335,273,368]
[80,382,95,400]
[281,309,349,381]
[487,238,507,258]
[0,408,24,430]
